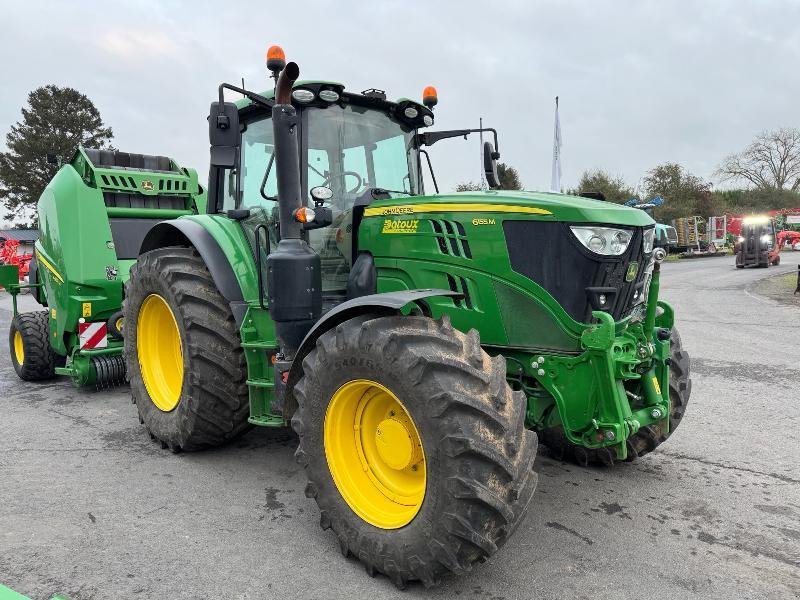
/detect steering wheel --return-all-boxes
[321,171,364,194]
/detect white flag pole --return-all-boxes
[550,96,562,193]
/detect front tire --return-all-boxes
[124,247,250,451]
[292,315,538,587]
[9,311,56,381]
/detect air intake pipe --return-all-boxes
[266,61,322,357]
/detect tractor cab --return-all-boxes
[735,215,780,268]
[216,86,427,300]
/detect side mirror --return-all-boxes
[483,142,500,189]
[208,101,240,167]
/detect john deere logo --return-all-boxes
[625,261,639,282]
[141,180,154,191]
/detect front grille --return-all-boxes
[502,221,650,323]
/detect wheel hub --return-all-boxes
[375,417,421,471]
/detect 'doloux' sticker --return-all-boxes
[381,219,419,234]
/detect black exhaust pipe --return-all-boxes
[267,61,322,357]
[272,62,302,240]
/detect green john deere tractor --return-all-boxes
[3,148,205,386]
[123,49,691,587]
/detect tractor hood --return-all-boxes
[364,190,655,227]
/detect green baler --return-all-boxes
[5,147,205,386]
[121,50,693,587]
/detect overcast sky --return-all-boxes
[1,0,798,195]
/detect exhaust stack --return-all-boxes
[266,60,322,357]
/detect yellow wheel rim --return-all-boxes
[137,294,183,412]
[324,379,426,529]
[13,330,24,365]
[115,317,124,332]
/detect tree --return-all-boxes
[496,163,522,190]
[455,162,522,192]
[715,128,800,191]
[571,169,633,203]
[0,85,113,225]
[641,163,717,222]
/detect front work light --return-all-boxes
[292,89,315,103]
[319,89,340,102]
[570,226,632,256]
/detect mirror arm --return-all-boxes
[419,149,439,194]
[218,83,274,112]
[417,128,500,155]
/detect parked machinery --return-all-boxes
[4,148,205,386]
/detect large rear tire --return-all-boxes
[292,314,538,588]
[539,326,691,466]
[9,310,56,381]
[124,247,250,451]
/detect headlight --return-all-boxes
[642,228,655,253]
[291,89,315,103]
[570,226,632,256]
[318,89,340,102]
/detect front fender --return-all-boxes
[140,219,249,324]
[282,289,462,414]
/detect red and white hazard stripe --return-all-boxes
[79,322,108,350]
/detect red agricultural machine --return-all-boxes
[0,239,33,281]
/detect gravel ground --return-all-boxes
[1,254,799,600]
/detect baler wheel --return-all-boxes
[293,314,538,588]
[9,310,57,381]
[124,247,251,451]
[540,326,692,466]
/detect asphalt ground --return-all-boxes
[1,253,799,600]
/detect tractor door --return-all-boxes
[301,105,420,304]
[222,104,419,310]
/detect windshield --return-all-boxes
[225,103,419,294]
[226,104,419,211]
[305,104,419,201]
